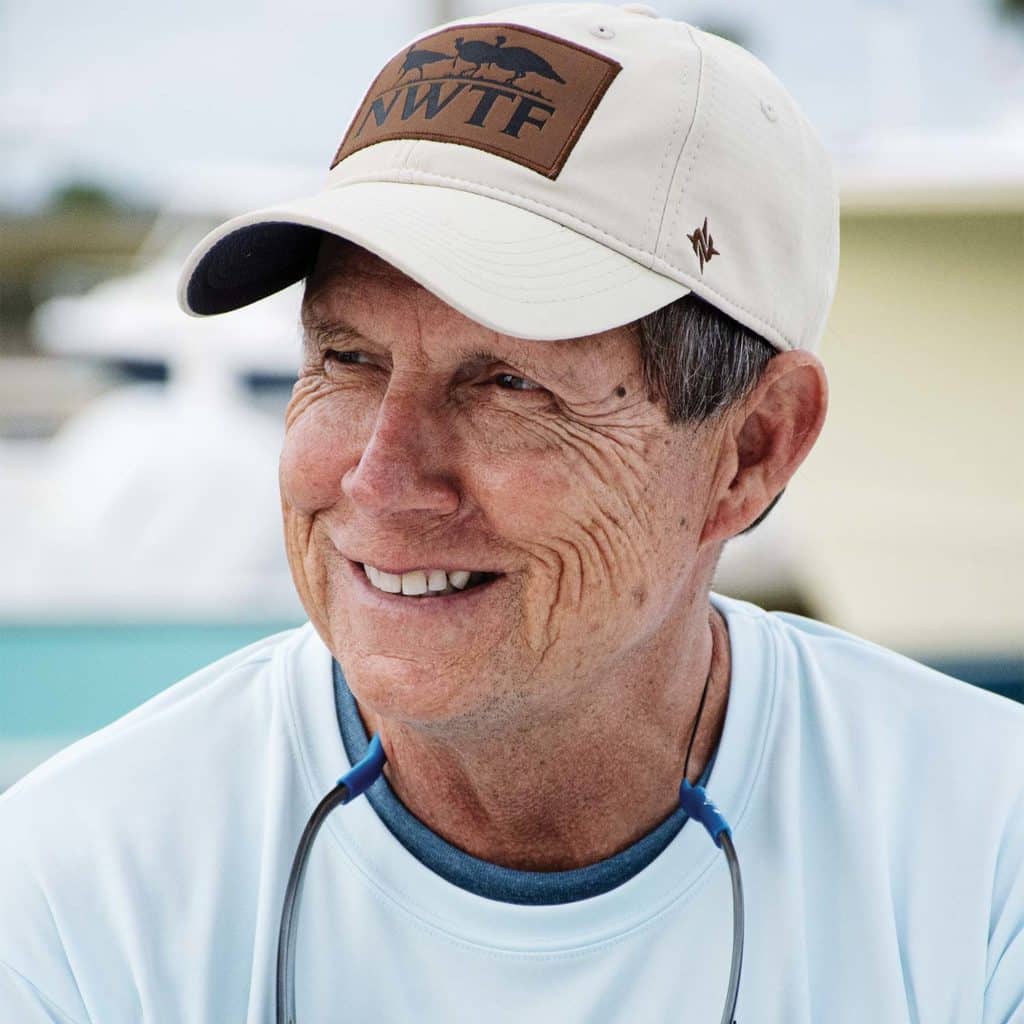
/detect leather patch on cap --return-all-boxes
[331,23,621,179]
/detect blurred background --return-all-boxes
[2,0,1022,790]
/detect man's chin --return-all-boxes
[340,654,508,729]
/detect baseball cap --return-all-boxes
[178,2,839,354]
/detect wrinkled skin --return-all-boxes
[280,237,827,869]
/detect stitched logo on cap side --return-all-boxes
[331,24,621,179]
[687,217,720,273]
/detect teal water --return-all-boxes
[3,624,1019,742]
[0,622,301,738]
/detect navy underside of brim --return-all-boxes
[186,221,323,314]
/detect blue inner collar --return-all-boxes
[333,659,718,906]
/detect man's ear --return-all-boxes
[700,350,828,547]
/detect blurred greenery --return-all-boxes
[0,194,155,355]
[48,181,119,214]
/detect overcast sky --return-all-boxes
[2,0,1022,211]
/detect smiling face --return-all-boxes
[280,238,730,734]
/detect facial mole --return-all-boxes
[615,385,626,398]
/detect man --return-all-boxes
[2,4,1022,1022]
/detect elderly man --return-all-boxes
[2,4,1022,1022]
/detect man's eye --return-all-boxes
[492,372,543,392]
[324,349,368,365]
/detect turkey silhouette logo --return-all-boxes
[332,24,621,179]
[449,35,566,91]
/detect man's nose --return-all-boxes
[340,388,460,517]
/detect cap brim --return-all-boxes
[178,181,690,342]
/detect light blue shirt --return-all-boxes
[1,593,1022,1022]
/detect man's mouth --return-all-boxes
[359,563,501,598]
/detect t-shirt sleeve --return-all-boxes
[983,751,1024,1023]
[0,962,89,1024]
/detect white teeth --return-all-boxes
[376,570,401,594]
[401,570,428,595]
[362,563,488,597]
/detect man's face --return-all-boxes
[280,239,726,732]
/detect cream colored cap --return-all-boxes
[179,3,839,353]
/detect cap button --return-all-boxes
[619,3,659,15]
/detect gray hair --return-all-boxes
[632,294,783,534]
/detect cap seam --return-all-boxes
[401,139,420,171]
[643,39,694,249]
[651,28,704,257]
[658,25,715,277]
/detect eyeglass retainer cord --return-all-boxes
[276,735,743,1023]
